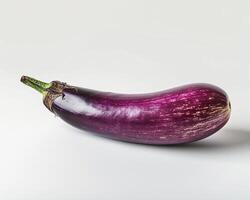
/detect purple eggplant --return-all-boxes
[21,76,231,145]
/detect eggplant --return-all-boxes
[21,76,231,145]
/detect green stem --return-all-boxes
[20,76,52,94]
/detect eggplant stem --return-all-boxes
[20,76,52,94]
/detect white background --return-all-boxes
[0,0,250,199]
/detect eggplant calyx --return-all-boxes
[21,75,71,112]
[43,81,71,112]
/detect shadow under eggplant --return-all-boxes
[157,128,250,152]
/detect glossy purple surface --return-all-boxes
[52,84,230,144]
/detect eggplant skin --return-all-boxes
[51,83,231,145]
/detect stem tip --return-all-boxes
[20,75,51,94]
[20,75,27,83]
